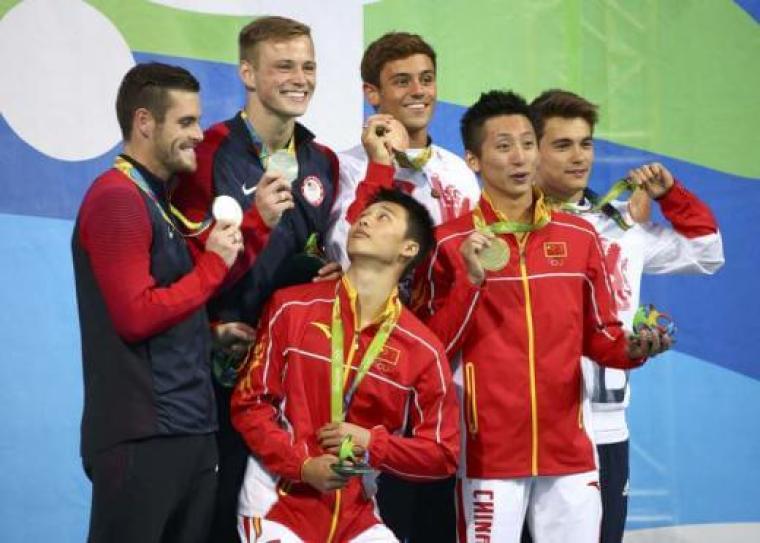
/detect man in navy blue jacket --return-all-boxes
[172,16,349,541]
[73,63,243,543]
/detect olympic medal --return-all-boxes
[478,237,510,271]
[331,462,375,477]
[267,150,299,184]
[211,195,243,227]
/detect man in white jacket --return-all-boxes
[327,32,481,542]
[327,32,480,270]
[531,89,725,543]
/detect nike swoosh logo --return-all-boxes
[241,183,257,196]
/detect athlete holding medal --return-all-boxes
[530,89,724,543]
[413,91,672,543]
[230,189,459,543]
[72,63,244,543]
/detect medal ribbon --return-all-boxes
[547,179,637,231]
[114,156,211,236]
[240,109,296,169]
[330,293,400,425]
[472,205,549,235]
[393,145,433,171]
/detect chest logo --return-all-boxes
[301,175,325,207]
[375,345,401,374]
[544,241,567,267]
[241,182,257,196]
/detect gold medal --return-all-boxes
[478,237,510,271]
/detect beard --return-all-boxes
[155,138,196,175]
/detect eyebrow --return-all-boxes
[390,69,435,78]
[551,136,591,144]
[494,131,534,139]
[376,203,399,216]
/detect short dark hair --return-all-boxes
[460,90,536,157]
[372,188,435,276]
[116,62,200,140]
[361,32,437,87]
[239,16,311,63]
[530,89,598,141]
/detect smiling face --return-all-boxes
[150,89,203,177]
[364,53,436,142]
[241,35,316,121]
[347,201,419,271]
[466,114,538,201]
[536,116,594,201]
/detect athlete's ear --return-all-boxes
[363,82,381,109]
[465,149,481,174]
[132,107,155,140]
[239,59,256,92]
[400,239,419,261]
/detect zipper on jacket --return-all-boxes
[517,233,539,476]
[464,362,478,434]
[326,489,342,543]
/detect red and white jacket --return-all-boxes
[577,180,724,445]
[413,192,644,479]
[231,277,460,542]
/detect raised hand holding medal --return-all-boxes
[478,237,510,272]
[361,114,409,166]
[212,195,243,227]
[468,204,548,274]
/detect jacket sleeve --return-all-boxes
[78,180,229,343]
[366,336,460,479]
[641,180,725,275]
[231,297,311,482]
[173,139,272,286]
[583,228,645,369]
[411,231,484,359]
[326,159,395,269]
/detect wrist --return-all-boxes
[300,456,313,483]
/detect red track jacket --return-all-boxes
[231,277,460,542]
[413,192,644,479]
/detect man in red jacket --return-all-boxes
[231,189,460,542]
[413,90,670,543]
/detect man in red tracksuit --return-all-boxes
[231,189,460,542]
[413,91,670,543]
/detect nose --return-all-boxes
[291,66,308,87]
[410,78,425,97]
[510,145,526,165]
[569,144,584,163]
[190,122,203,143]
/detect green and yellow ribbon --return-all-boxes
[114,156,211,236]
[330,289,400,462]
[240,109,296,169]
[547,179,637,231]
